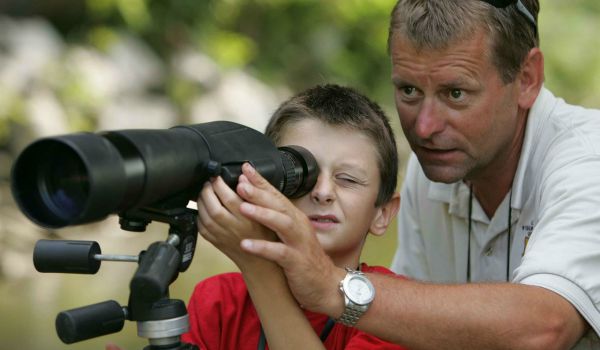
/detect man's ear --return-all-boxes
[518,47,544,110]
[369,192,400,236]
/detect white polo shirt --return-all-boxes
[391,87,600,348]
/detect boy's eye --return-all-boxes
[337,175,364,186]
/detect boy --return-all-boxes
[187,84,407,349]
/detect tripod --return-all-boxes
[34,207,201,350]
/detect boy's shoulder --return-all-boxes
[192,271,247,298]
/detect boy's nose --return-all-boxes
[311,176,335,204]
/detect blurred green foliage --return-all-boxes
[1,0,599,149]
[65,0,600,104]
[540,1,600,107]
[84,0,397,99]
[0,0,402,149]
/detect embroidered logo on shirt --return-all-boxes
[521,222,534,256]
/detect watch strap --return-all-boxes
[337,301,367,327]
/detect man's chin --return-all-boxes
[420,164,466,184]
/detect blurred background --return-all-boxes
[0,0,598,349]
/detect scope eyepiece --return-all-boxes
[278,145,319,199]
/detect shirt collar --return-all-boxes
[511,86,558,211]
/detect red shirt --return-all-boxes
[182,263,408,350]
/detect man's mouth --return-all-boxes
[417,146,461,160]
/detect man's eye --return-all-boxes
[403,87,416,96]
[449,89,464,100]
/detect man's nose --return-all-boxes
[414,99,445,140]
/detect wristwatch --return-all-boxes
[336,267,375,327]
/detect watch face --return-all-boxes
[346,275,374,305]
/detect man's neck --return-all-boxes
[469,111,528,218]
[470,179,513,218]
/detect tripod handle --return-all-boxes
[56,300,126,344]
[34,239,101,274]
[130,241,180,303]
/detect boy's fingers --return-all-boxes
[196,201,220,241]
[197,185,232,238]
[238,174,250,184]
[199,180,238,224]
[198,182,221,215]
[211,176,242,215]
[242,163,285,196]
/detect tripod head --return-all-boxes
[35,207,200,349]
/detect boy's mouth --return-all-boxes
[308,215,339,230]
[308,214,339,223]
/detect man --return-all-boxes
[216,1,600,349]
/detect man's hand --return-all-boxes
[235,163,345,315]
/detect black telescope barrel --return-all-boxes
[11,121,319,229]
[103,126,211,211]
[11,133,127,228]
[11,125,209,228]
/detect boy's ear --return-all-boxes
[369,192,400,236]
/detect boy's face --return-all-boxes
[279,119,383,267]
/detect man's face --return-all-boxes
[390,30,523,184]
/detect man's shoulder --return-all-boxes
[525,88,600,173]
[532,88,600,144]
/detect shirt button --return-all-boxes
[485,247,494,256]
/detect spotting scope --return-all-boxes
[11,120,319,348]
[11,121,319,229]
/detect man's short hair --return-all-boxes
[388,0,539,83]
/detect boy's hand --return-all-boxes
[196,175,276,270]
[105,344,122,350]
[235,163,345,315]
